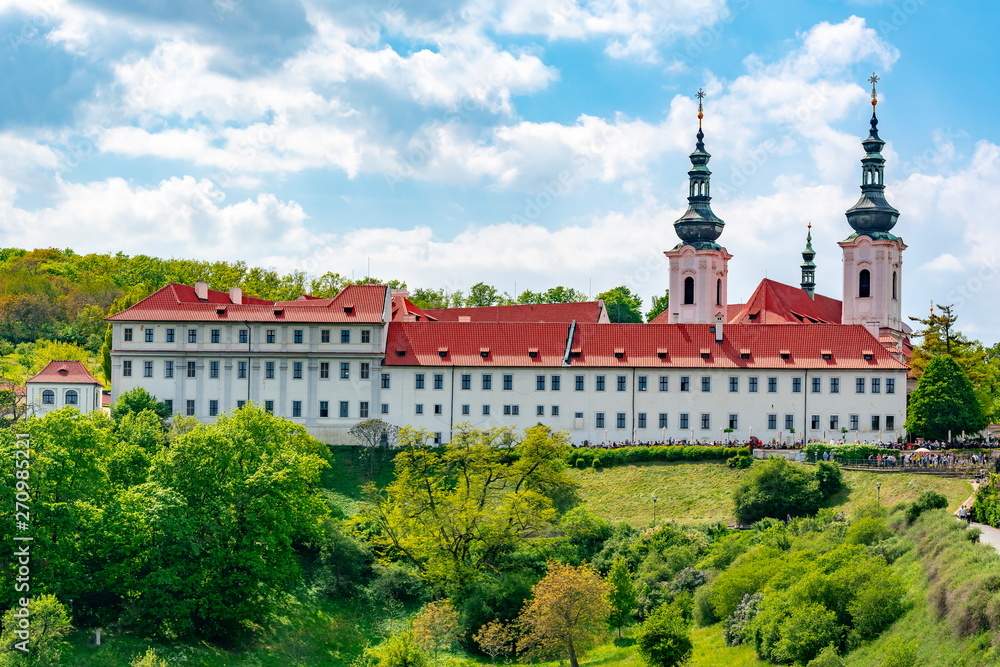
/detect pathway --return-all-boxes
[954,481,1000,550]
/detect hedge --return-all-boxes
[567,445,747,468]
[802,443,898,463]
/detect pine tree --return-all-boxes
[905,355,988,441]
[607,554,637,639]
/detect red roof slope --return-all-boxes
[727,279,842,325]
[385,322,574,367]
[27,361,102,385]
[108,283,389,324]
[423,301,605,323]
[391,294,438,322]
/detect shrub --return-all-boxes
[749,598,841,665]
[807,644,845,667]
[727,453,752,469]
[723,592,762,647]
[845,517,892,546]
[635,604,693,667]
[732,457,821,525]
[592,457,603,470]
[813,461,843,497]
[693,585,717,627]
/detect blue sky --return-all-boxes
[1,0,999,342]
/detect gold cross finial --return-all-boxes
[696,88,705,127]
[869,72,879,106]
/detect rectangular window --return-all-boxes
[211,329,220,343]
[729,376,739,392]
[701,376,711,392]
[340,329,350,344]
[319,362,328,379]
[381,404,389,415]
[872,415,881,430]
[792,378,802,393]
[575,375,584,391]
[145,328,154,343]
[850,414,859,431]
[462,404,470,416]
[596,375,605,391]
[186,399,195,416]
[616,412,626,429]
[360,363,370,380]
[209,361,219,378]
[617,375,627,392]
[239,329,248,344]
[165,399,173,413]
[461,374,471,390]
[830,377,840,393]
[164,360,174,378]
[768,377,777,393]
[361,330,371,344]
[236,400,245,409]
[238,361,247,379]
[434,373,444,390]
[680,376,690,392]
[886,378,895,394]
[340,401,350,418]
[729,414,738,430]
[266,361,275,379]
[123,360,132,376]
[503,374,513,391]
[638,376,647,392]
[416,373,425,389]
[638,413,647,429]
[381,373,391,389]
[701,413,710,429]
[886,415,895,430]
[294,329,304,344]
[785,414,795,430]
[415,404,423,415]
[658,413,668,428]
[537,405,545,416]
[595,412,605,428]
[749,376,758,393]
[434,432,442,445]
[659,376,669,392]
[767,414,777,430]
[871,378,881,394]
[340,362,350,379]
[551,375,561,391]
[360,402,369,418]
[811,414,820,430]
[293,362,303,379]
[504,405,512,415]
[266,330,276,343]
[319,401,329,418]
[188,329,197,343]
[811,377,821,393]
[483,405,491,415]
[292,401,302,418]
[551,406,560,416]
[166,328,174,342]
[124,328,133,341]
[679,413,689,430]
[537,375,546,391]
[856,377,865,393]
[186,361,196,378]
[143,361,153,377]
[830,415,839,430]
[321,329,330,343]
[482,374,492,390]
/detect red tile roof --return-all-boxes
[108,283,389,323]
[27,361,102,385]
[423,301,606,323]
[385,322,907,370]
[727,279,842,325]
[390,294,439,322]
[385,322,574,367]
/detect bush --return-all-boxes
[727,453,752,469]
[723,592,762,647]
[635,604,693,667]
[749,598,841,665]
[845,517,892,546]
[567,445,746,469]
[732,458,822,525]
[693,585,717,627]
[813,461,843,497]
[807,644,845,667]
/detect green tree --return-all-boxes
[646,290,670,322]
[635,603,693,667]
[597,286,643,323]
[905,355,987,440]
[367,629,429,667]
[732,457,821,525]
[607,555,637,638]
[0,595,73,666]
[412,599,461,656]
[466,282,509,307]
[349,418,400,479]
[110,387,172,421]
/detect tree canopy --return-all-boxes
[597,286,643,323]
[905,355,988,441]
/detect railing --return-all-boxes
[811,457,989,476]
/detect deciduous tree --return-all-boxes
[597,286,643,323]
[607,555,637,638]
[905,355,987,441]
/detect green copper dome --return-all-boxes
[674,93,724,250]
[845,106,899,239]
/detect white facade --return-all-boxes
[839,235,906,337]
[27,381,102,416]
[664,245,732,325]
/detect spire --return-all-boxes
[800,222,816,298]
[673,89,725,250]
[845,73,900,240]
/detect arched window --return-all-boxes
[716,279,722,306]
[683,277,695,305]
[892,271,897,300]
[859,269,871,298]
[65,390,78,405]
[42,390,54,405]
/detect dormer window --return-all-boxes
[821,350,832,361]
[614,348,624,359]
[438,347,448,358]
[343,306,354,314]
[780,350,791,360]
[740,349,751,360]
[395,349,406,357]
[215,306,226,315]
[657,348,668,360]
[748,313,758,322]
[273,308,284,316]
[700,348,710,360]
[863,351,874,361]
[528,348,539,358]
[570,348,582,358]
[480,348,490,358]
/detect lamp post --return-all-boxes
[876,481,882,502]
[651,493,658,525]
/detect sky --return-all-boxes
[1,0,999,342]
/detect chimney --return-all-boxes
[671,313,680,324]
[458,315,471,323]
[194,280,209,301]
[403,313,417,322]
[715,315,724,343]
[392,288,410,299]
[229,286,243,305]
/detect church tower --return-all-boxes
[801,223,816,298]
[839,74,906,340]
[664,90,731,325]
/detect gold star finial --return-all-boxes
[696,88,705,127]
[869,72,879,107]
